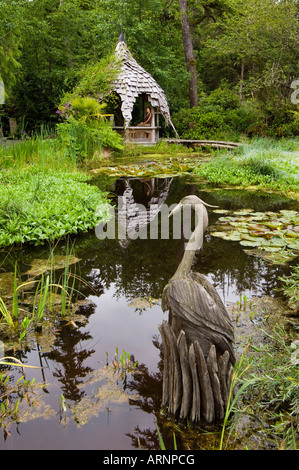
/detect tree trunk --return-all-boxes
[239,59,245,104]
[59,0,73,68]
[179,0,198,107]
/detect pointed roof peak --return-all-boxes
[118,27,125,43]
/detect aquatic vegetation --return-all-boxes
[279,265,299,312]
[0,250,88,342]
[0,129,77,172]
[211,209,299,263]
[91,155,202,178]
[113,347,138,371]
[0,358,42,434]
[72,359,140,427]
[0,168,111,248]
[0,367,50,434]
[223,326,299,450]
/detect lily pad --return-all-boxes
[211,207,299,263]
[240,240,263,247]
[233,209,254,215]
[25,255,81,277]
[128,297,160,309]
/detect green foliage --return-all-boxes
[0,168,111,248]
[56,116,124,162]
[73,55,121,99]
[172,88,262,140]
[193,138,299,192]
[58,96,108,122]
[226,327,299,450]
[279,265,299,312]
[7,0,105,130]
[0,0,23,97]
[56,95,124,160]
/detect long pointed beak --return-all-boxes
[169,202,183,218]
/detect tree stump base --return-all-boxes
[159,320,234,424]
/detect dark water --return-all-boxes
[0,175,297,450]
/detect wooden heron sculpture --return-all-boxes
[159,195,235,424]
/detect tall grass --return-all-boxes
[0,130,77,172]
[220,327,299,450]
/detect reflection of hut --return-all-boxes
[117,178,173,252]
[110,32,177,145]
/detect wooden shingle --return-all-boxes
[111,38,174,129]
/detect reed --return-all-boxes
[0,245,85,340]
[219,327,299,450]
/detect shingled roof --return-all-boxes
[112,34,175,131]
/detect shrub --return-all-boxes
[172,87,262,141]
[56,96,124,161]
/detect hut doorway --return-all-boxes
[131,94,150,126]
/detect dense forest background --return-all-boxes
[1,0,299,140]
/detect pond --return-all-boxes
[0,172,298,450]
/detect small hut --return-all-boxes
[110,32,177,144]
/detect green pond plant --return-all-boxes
[279,265,299,312]
[0,248,85,342]
[0,168,111,248]
[219,326,299,450]
[193,138,299,194]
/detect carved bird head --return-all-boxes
[169,195,218,232]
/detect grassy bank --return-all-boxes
[193,138,299,195]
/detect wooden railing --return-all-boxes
[113,126,160,144]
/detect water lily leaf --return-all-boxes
[240,240,262,247]
[233,209,254,215]
[230,221,247,227]
[249,230,267,237]
[213,209,230,214]
[218,216,238,222]
[210,231,228,238]
[248,212,267,218]
[247,223,271,232]
[128,297,160,309]
[284,230,298,238]
[264,221,284,230]
[270,237,287,247]
[260,239,272,247]
[241,234,264,242]
[262,246,282,252]
[287,240,299,250]
[280,210,299,218]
